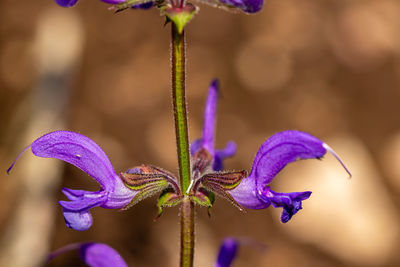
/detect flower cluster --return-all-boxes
[7,131,179,231]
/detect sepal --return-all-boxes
[119,165,179,210]
[199,171,247,212]
[191,148,213,177]
[157,189,183,217]
[201,170,247,190]
[190,187,215,216]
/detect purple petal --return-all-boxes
[61,188,92,200]
[59,191,108,211]
[190,139,202,156]
[248,130,326,192]
[191,79,236,170]
[101,174,137,209]
[54,0,79,7]
[219,0,263,13]
[60,180,136,230]
[202,79,219,155]
[213,141,236,171]
[62,209,93,231]
[214,238,239,267]
[80,243,128,267]
[60,182,135,230]
[229,173,270,209]
[259,187,312,223]
[30,131,117,190]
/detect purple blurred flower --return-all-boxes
[54,0,79,7]
[218,0,263,13]
[214,238,239,267]
[80,243,128,267]
[214,237,266,267]
[49,242,128,267]
[8,131,137,231]
[192,80,351,222]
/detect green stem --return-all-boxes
[171,23,194,267]
[171,23,191,194]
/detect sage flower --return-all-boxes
[230,131,330,223]
[8,131,176,231]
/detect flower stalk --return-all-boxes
[171,23,195,266]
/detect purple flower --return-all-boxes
[192,80,351,223]
[80,243,128,267]
[191,79,236,171]
[214,237,267,267]
[214,238,239,267]
[229,131,327,222]
[49,242,128,267]
[8,131,137,231]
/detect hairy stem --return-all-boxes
[171,23,194,267]
[171,23,191,194]
[180,196,195,267]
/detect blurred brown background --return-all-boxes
[1,0,400,266]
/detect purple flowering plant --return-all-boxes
[8,0,351,266]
